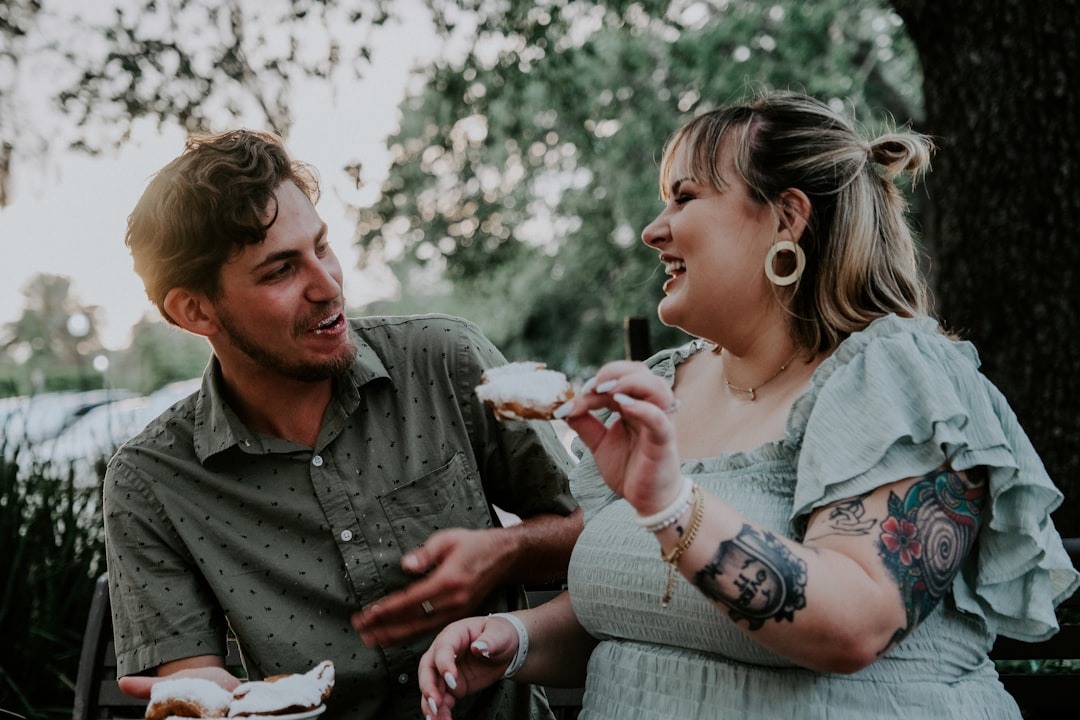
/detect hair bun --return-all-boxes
[868,133,934,182]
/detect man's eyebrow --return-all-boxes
[251,249,299,273]
[251,222,329,273]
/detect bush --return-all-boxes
[0,440,105,719]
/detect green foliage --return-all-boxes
[0,0,42,208]
[357,0,924,371]
[2,275,104,367]
[107,316,211,395]
[0,440,105,718]
[1,290,208,398]
[0,274,109,396]
[2,0,396,165]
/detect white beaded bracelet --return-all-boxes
[490,612,529,678]
[633,476,695,532]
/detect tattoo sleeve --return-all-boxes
[877,466,987,651]
[693,525,809,630]
[691,467,986,641]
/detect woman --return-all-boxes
[417,91,1078,719]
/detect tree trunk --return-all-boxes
[891,0,1080,534]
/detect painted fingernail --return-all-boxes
[444,671,458,690]
[581,376,597,393]
[595,379,618,394]
[553,400,574,419]
[428,696,438,714]
[472,640,491,657]
[613,392,635,407]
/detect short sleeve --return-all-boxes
[790,315,1079,641]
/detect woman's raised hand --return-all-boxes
[555,361,685,517]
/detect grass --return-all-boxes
[0,440,105,719]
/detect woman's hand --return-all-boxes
[417,615,521,719]
[555,360,684,516]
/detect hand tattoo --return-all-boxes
[806,494,876,540]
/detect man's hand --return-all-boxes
[117,660,240,699]
[351,527,510,647]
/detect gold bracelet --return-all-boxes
[660,484,704,608]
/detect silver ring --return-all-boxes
[421,600,435,617]
[664,400,681,414]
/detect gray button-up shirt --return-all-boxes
[104,314,575,719]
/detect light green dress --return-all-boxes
[567,314,1078,719]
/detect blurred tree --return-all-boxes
[0,274,105,392]
[361,0,1080,531]
[891,0,1080,533]
[106,315,211,395]
[2,0,1076,529]
[0,0,397,207]
[357,0,921,375]
[0,0,42,207]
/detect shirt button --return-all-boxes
[312,455,324,467]
[340,529,353,542]
[397,673,409,684]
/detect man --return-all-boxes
[103,129,581,719]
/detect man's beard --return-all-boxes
[216,306,357,382]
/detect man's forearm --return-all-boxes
[497,507,583,585]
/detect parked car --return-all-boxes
[39,379,201,487]
[1,388,138,450]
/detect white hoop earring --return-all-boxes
[764,241,806,286]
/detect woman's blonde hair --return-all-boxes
[659,91,935,353]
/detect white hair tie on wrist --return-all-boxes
[490,612,529,678]
[633,476,695,533]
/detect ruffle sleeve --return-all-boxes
[790,314,1079,641]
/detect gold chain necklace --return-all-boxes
[716,348,800,401]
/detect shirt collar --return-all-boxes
[192,326,391,462]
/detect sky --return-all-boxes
[0,2,436,351]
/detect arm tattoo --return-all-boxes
[878,466,987,651]
[689,468,985,639]
[693,525,808,630]
[805,493,875,540]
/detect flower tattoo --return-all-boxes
[880,516,922,566]
[877,466,987,653]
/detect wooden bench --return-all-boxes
[72,574,243,720]
[72,575,581,720]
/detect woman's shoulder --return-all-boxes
[833,313,979,371]
[792,314,984,425]
[787,314,1078,641]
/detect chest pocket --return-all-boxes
[377,452,493,554]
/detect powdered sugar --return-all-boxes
[148,677,232,718]
[228,661,334,717]
[145,660,333,720]
[475,362,574,418]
